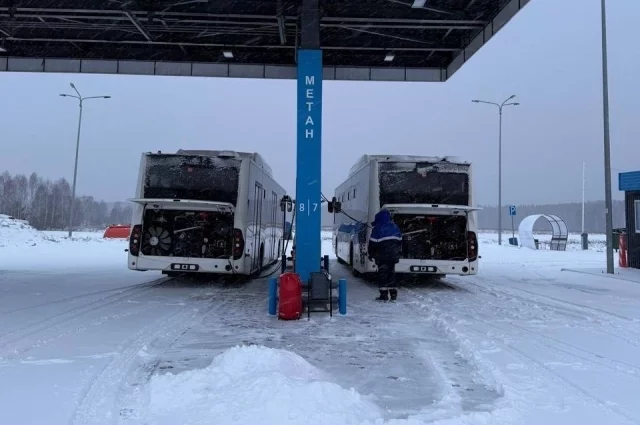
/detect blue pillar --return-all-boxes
[338,278,347,315]
[295,48,323,283]
[268,278,278,315]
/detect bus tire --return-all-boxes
[258,243,265,274]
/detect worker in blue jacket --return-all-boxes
[367,209,402,301]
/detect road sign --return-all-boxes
[509,205,517,216]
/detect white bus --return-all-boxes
[332,155,479,278]
[127,149,287,277]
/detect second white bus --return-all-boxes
[332,155,479,278]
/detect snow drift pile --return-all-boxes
[147,345,384,425]
[0,214,130,271]
[0,214,58,248]
[145,345,519,425]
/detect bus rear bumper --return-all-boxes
[128,255,247,275]
[393,259,478,276]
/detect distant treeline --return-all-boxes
[320,199,625,234]
[476,201,626,234]
[0,171,132,231]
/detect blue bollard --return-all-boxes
[338,278,347,315]
[268,278,278,315]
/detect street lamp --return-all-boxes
[60,83,111,238]
[600,0,614,274]
[472,95,519,246]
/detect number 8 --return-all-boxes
[299,203,305,212]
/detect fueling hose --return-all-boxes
[259,204,297,279]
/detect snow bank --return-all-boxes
[0,215,126,271]
[0,215,59,248]
[147,345,383,425]
[0,215,105,247]
[147,345,518,425]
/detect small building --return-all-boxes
[619,171,640,269]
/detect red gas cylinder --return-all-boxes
[278,272,303,320]
[619,232,628,268]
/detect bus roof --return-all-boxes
[147,149,273,178]
[348,154,469,178]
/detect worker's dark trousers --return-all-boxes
[377,261,398,300]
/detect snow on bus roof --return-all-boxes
[151,149,273,178]
[348,154,469,178]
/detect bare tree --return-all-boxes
[1,170,118,230]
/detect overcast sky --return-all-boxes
[1,0,639,206]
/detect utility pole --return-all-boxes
[472,95,520,245]
[60,83,111,238]
[600,0,614,273]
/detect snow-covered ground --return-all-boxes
[1,216,640,425]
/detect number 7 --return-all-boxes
[313,203,318,211]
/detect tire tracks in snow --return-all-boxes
[70,300,207,425]
[462,273,639,323]
[111,282,257,425]
[472,308,640,379]
[0,277,171,361]
[439,277,640,377]
[0,282,158,317]
[346,277,503,418]
[503,342,638,425]
[450,276,640,350]
[401,284,640,425]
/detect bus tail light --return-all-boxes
[233,228,244,260]
[129,225,142,257]
[467,231,478,262]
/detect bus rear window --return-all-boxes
[143,154,240,205]
[379,162,469,206]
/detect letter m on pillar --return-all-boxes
[295,49,323,283]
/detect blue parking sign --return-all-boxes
[509,205,517,216]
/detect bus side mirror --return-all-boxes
[281,195,294,213]
[328,197,342,214]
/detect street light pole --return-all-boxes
[600,0,614,274]
[60,83,111,238]
[472,95,519,245]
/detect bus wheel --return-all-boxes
[258,244,265,274]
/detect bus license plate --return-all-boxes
[410,266,437,273]
[171,263,199,271]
